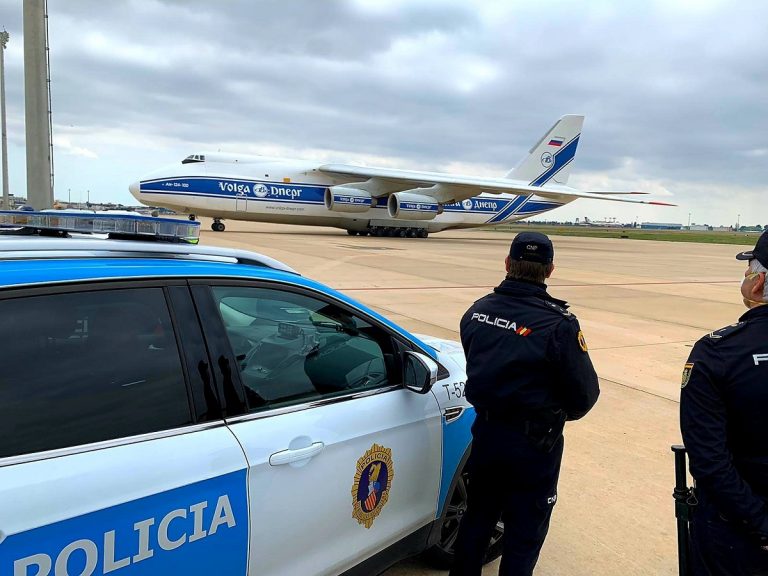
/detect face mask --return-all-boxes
[742,273,767,308]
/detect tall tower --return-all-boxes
[23,0,53,209]
[1,30,10,209]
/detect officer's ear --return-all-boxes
[546,263,555,278]
[750,272,766,301]
[505,255,511,273]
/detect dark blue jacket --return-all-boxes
[460,278,599,421]
[681,304,768,533]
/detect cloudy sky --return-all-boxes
[0,0,766,226]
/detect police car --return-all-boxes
[0,212,502,576]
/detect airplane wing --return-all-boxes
[317,164,675,206]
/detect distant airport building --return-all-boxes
[689,224,710,231]
[6,196,167,215]
[640,222,683,230]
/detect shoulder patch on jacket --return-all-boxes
[577,330,588,352]
[544,301,572,317]
[706,322,745,341]
[681,362,694,388]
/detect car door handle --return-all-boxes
[269,442,325,466]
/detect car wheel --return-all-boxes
[424,466,504,569]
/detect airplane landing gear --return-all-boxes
[211,219,225,232]
[367,226,428,238]
[347,230,358,236]
[188,214,197,221]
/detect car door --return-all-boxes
[0,282,250,575]
[192,281,443,576]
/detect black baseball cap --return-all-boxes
[509,232,554,264]
[736,230,768,268]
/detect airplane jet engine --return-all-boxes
[387,192,439,220]
[325,186,372,213]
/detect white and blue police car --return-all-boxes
[0,211,502,576]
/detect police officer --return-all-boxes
[681,230,768,575]
[450,232,599,576]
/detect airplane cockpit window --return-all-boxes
[181,154,205,164]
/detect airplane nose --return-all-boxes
[129,180,141,198]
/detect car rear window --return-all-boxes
[0,287,193,459]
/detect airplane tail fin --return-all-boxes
[505,115,584,187]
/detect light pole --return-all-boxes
[1,30,9,210]
[24,0,53,209]
[737,213,741,231]
[688,212,691,228]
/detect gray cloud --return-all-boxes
[0,0,766,222]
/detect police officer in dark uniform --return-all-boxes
[450,232,600,576]
[681,230,768,575]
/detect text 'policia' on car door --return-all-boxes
[0,282,250,575]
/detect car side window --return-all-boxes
[211,286,395,411]
[0,288,193,459]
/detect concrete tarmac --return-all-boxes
[198,219,753,575]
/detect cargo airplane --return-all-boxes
[129,115,672,237]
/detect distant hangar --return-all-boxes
[640,222,683,230]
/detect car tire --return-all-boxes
[424,465,504,569]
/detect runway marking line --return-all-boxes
[340,280,739,291]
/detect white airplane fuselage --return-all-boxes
[131,157,572,234]
[131,116,666,235]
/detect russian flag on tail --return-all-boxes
[548,137,564,147]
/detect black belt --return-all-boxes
[475,409,529,431]
[476,408,565,452]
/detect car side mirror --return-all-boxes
[403,351,438,394]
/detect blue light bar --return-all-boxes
[0,211,200,244]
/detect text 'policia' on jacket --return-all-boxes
[459,278,599,421]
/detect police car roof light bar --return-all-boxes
[0,211,200,244]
